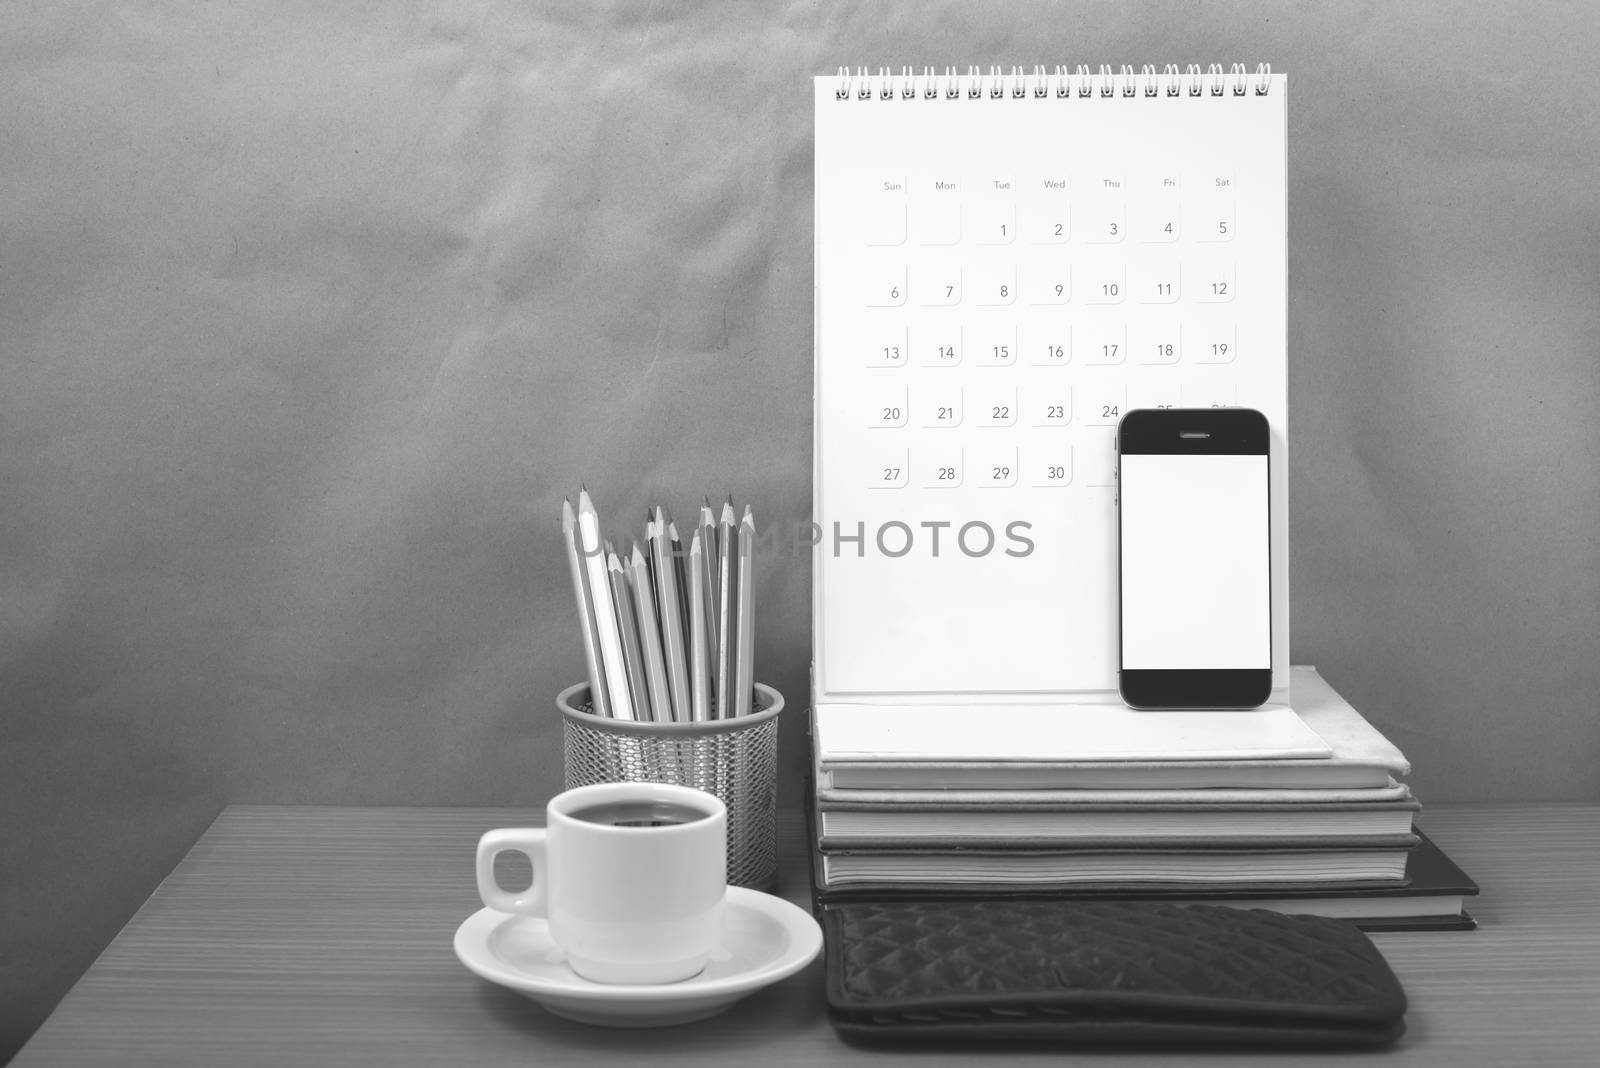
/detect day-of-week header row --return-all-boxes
[873,173,1235,195]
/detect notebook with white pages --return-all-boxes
[812,64,1290,739]
[811,667,1414,789]
[815,700,1328,763]
[818,848,1411,889]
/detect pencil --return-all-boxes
[668,519,691,658]
[734,505,755,717]
[650,511,692,722]
[716,499,736,720]
[578,490,632,720]
[696,503,720,717]
[697,500,719,655]
[629,543,673,723]
[688,530,711,722]
[607,548,652,723]
[561,498,609,717]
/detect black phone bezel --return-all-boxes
[1116,407,1272,710]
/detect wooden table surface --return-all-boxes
[14,803,1600,1066]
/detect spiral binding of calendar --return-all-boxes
[833,63,1272,103]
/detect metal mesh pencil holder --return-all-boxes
[556,682,783,890]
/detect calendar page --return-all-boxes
[813,66,1288,702]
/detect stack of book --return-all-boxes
[808,667,1477,930]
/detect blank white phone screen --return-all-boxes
[1120,453,1270,670]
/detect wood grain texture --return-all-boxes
[14,804,1600,1066]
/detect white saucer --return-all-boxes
[453,886,823,1028]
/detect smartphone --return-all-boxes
[1117,407,1272,709]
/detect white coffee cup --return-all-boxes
[476,782,727,984]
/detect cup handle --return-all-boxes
[476,828,548,916]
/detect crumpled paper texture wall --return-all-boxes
[3,0,1598,1053]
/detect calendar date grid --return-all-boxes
[838,167,1248,493]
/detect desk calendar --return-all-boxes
[813,65,1289,704]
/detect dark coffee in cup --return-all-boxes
[569,798,710,829]
[478,782,727,984]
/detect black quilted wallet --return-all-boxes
[823,900,1407,1048]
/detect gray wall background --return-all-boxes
[3,0,1597,1055]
